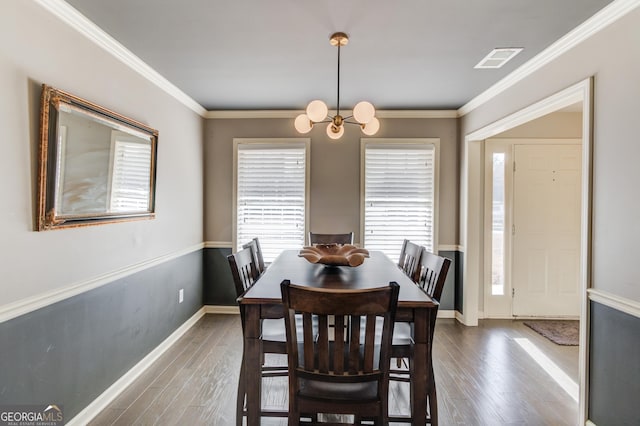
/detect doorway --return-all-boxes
[484,140,582,318]
[461,78,593,424]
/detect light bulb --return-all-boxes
[353,101,376,124]
[361,117,380,136]
[306,100,328,122]
[294,114,313,133]
[326,122,344,139]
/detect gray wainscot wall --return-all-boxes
[0,251,203,420]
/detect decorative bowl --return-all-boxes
[298,244,370,267]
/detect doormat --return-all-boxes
[523,320,579,346]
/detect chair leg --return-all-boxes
[236,354,246,426]
[428,363,438,426]
[428,385,438,426]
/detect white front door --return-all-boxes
[512,144,582,317]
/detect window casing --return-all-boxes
[361,139,439,261]
[234,139,310,263]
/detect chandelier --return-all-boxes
[294,32,380,140]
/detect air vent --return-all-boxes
[474,48,523,69]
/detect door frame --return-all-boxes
[483,139,582,319]
[460,78,593,424]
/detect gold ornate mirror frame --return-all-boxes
[37,85,158,230]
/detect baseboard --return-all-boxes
[204,305,240,314]
[437,310,456,318]
[67,307,206,425]
[454,310,480,326]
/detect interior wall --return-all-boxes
[495,111,583,138]
[203,116,459,247]
[0,0,204,308]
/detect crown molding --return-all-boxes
[34,0,207,117]
[458,0,640,116]
[204,109,458,119]
[38,0,638,120]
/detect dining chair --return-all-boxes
[308,231,354,245]
[281,280,400,425]
[242,237,266,275]
[227,247,288,424]
[390,247,451,425]
[397,239,422,281]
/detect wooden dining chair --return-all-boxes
[397,239,423,281]
[242,237,266,275]
[390,247,451,425]
[281,280,400,425]
[308,231,354,245]
[227,247,288,424]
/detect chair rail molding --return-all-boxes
[204,241,233,249]
[0,243,204,323]
[588,288,640,319]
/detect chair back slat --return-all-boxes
[349,315,361,374]
[416,248,452,302]
[309,232,354,245]
[334,315,345,374]
[317,315,329,372]
[227,247,259,297]
[398,239,423,281]
[363,315,377,373]
[242,237,266,275]
[303,312,315,369]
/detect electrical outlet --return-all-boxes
[179,288,184,303]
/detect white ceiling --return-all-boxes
[63,0,615,111]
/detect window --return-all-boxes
[491,152,506,295]
[234,139,309,263]
[362,139,438,260]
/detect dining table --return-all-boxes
[237,249,438,425]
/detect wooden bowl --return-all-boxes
[298,244,370,267]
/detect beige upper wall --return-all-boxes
[496,111,582,138]
[0,1,204,307]
[204,116,458,247]
[460,7,640,301]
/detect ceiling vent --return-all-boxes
[474,48,523,69]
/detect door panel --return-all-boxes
[512,144,581,317]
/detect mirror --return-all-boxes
[37,84,158,230]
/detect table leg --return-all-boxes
[243,305,262,426]
[412,308,431,425]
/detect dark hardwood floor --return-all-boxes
[89,314,579,425]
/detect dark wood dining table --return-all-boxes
[237,249,438,425]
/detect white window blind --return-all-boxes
[363,143,436,260]
[236,143,307,263]
[109,139,152,212]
